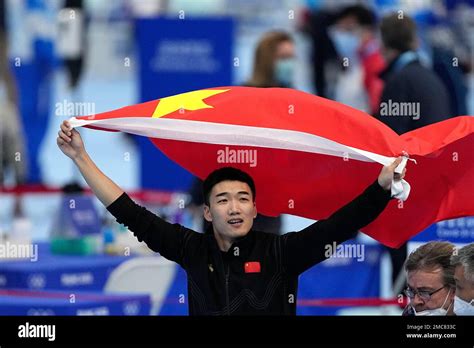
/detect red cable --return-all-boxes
[0,184,176,204]
[0,289,147,302]
[0,289,407,308]
[298,297,407,307]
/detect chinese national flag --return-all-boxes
[69,87,474,248]
[244,262,261,274]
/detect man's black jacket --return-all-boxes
[107,180,392,315]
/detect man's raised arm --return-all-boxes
[57,120,123,206]
[280,157,406,275]
[57,120,199,266]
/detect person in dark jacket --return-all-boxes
[377,13,452,135]
[377,13,452,294]
[57,119,407,315]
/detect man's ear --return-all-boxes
[253,201,257,219]
[448,286,456,301]
[203,204,212,222]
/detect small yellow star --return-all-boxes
[152,89,229,118]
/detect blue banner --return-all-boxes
[411,217,474,244]
[297,243,382,315]
[135,17,234,191]
[0,290,150,315]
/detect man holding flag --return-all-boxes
[58,119,406,315]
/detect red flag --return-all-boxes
[69,87,474,248]
[244,262,261,274]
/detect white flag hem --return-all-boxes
[68,116,411,200]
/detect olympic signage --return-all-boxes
[134,17,234,191]
[411,217,474,244]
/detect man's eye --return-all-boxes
[218,199,227,203]
[240,198,249,201]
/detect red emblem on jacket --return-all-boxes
[244,261,261,273]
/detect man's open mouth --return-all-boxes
[228,218,243,226]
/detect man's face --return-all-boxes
[204,180,257,242]
[407,268,454,314]
[454,265,474,303]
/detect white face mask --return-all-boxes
[453,296,474,316]
[413,288,452,316]
[328,29,361,63]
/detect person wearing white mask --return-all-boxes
[329,5,385,116]
[402,241,456,316]
[243,31,296,236]
[451,243,474,315]
[246,31,296,89]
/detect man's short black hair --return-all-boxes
[336,5,377,28]
[202,167,256,206]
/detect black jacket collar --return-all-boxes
[205,225,256,259]
[380,51,420,81]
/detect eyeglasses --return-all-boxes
[404,285,446,301]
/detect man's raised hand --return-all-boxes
[57,120,85,160]
[377,157,407,191]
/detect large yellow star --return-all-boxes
[152,89,229,118]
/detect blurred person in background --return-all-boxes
[0,0,26,187]
[14,0,56,184]
[57,0,89,186]
[420,6,470,117]
[300,2,340,99]
[332,4,385,115]
[244,30,297,234]
[0,1,33,242]
[403,241,456,316]
[246,31,296,88]
[451,243,474,315]
[377,14,453,293]
[58,0,86,91]
[377,13,452,134]
[0,0,27,226]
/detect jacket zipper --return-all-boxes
[225,264,230,315]
[218,249,231,316]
